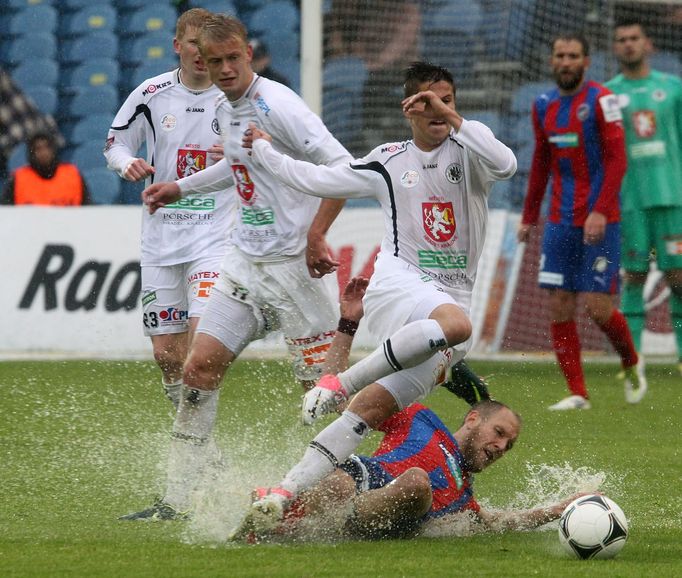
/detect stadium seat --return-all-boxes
[323,56,367,154]
[24,85,58,115]
[70,114,113,146]
[61,0,113,8]
[469,111,503,137]
[1,4,58,35]
[128,58,178,89]
[120,32,175,68]
[650,51,682,76]
[421,0,482,36]
[11,58,59,89]
[120,179,144,205]
[510,81,555,115]
[61,32,119,66]
[83,167,121,204]
[70,140,108,171]
[188,0,238,15]
[4,0,55,8]
[266,32,300,67]
[113,0,151,8]
[63,58,120,92]
[1,32,57,66]
[61,85,119,120]
[118,4,178,37]
[7,143,27,173]
[59,4,117,37]
[248,2,299,36]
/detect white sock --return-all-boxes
[164,387,220,511]
[339,319,447,394]
[162,379,183,409]
[280,410,369,496]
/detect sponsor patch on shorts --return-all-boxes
[141,291,157,306]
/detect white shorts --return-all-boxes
[141,255,222,337]
[364,254,472,341]
[365,254,472,410]
[197,245,338,381]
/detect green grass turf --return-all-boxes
[0,358,680,577]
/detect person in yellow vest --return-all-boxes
[1,132,91,205]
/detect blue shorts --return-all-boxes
[340,455,394,492]
[539,222,621,294]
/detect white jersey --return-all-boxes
[177,75,352,261]
[104,69,234,267]
[253,119,517,298]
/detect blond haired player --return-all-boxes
[104,8,234,412]
[122,14,351,520]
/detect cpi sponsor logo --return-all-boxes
[158,307,188,323]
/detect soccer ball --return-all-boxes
[558,494,628,560]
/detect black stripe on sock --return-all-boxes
[383,339,403,372]
[309,441,339,468]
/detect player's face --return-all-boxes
[202,37,254,100]
[460,408,520,473]
[407,80,456,149]
[175,26,208,79]
[613,25,651,68]
[551,40,589,93]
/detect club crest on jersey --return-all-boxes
[632,110,657,138]
[177,149,207,178]
[445,163,463,184]
[232,164,256,204]
[423,202,456,244]
[160,113,177,131]
[212,118,221,135]
[576,103,590,121]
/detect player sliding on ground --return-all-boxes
[231,277,580,542]
[233,61,517,535]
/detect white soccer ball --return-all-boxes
[558,494,628,560]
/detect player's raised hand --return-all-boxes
[142,182,181,214]
[124,158,155,182]
[306,235,340,278]
[340,277,369,323]
[402,90,451,118]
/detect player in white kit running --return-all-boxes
[121,14,352,520]
[104,9,234,413]
[231,61,517,536]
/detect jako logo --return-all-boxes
[19,244,140,312]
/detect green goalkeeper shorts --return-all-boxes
[621,206,682,272]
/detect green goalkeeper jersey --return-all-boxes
[606,69,682,211]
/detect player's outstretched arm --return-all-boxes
[475,493,588,531]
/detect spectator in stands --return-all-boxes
[606,19,682,378]
[517,32,645,411]
[1,131,91,206]
[250,39,290,87]
[0,67,62,181]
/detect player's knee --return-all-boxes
[400,468,432,515]
[183,352,228,389]
[152,344,184,375]
[444,317,472,346]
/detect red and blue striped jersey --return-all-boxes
[522,80,627,226]
[373,403,479,519]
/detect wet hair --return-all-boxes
[464,399,522,427]
[551,32,591,57]
[176,8,213,40]
[197,13,248,55]
[403,61,455,99]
